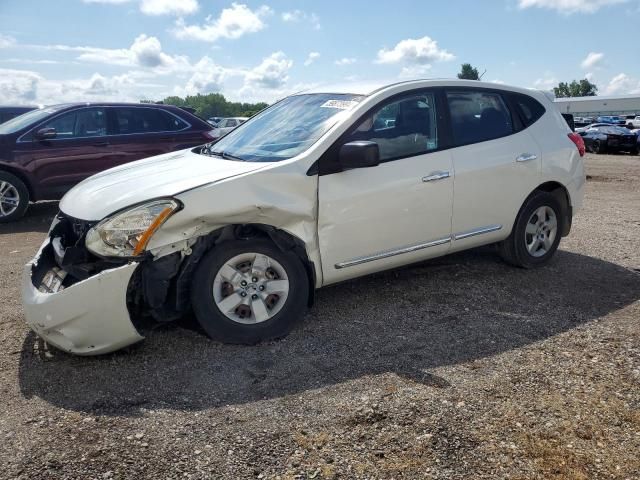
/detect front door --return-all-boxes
[318,91,454,285]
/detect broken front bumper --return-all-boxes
[22,240,144,355]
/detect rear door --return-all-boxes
[445,88,542,251]
[13,106,113,198]
[106,107,183,166]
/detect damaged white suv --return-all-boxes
[23,80,586,355]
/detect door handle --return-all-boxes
[516,153,537,162]
[422,171,450,182]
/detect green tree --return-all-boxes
[149,93,269,119]
[457,63,480,80]
[553,79,598,98]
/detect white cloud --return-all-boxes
[244,51,293,89]
[533,75,557,90]
[140,0,198,16]
[518,0,627,14]
[398,64,432,79]
[173,3,272,42]
[82,0,198,15]
[38,35,188,72]
[281,10,320,30]
[334,57,356,66]
[603,73,640,95]
[0,68,41,103]
[180,56,229,96]
[376,36,454,65]
[581,51,604,69]
[304,52,320,66]
[0,68,164,105]
[0,34,16,48]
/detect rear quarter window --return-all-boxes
[511,93,546,128]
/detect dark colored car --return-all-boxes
[561,113,575,132]
[580,125,638,155]
[596,115,626,126]
[0,106,37,124]
[0,103,215,222]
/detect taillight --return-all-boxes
[568,133,585,157]
[203,130,219,141]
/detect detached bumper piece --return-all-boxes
[22,215,144,355]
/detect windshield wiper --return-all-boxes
[209,150,245,161]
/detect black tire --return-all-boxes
[0,171,30,223]
[595,140,607,154]
[190,238,309,344]
[498,191,564,269]
[630,147,639,156]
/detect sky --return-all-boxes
[1,0,639,106]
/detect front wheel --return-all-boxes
[0,171,30,223]
[190,239,309,344]
[498,191,564,269]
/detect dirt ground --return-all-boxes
[0,152,639,479]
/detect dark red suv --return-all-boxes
[0,103,215,222]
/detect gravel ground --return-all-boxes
[0,152,639,479]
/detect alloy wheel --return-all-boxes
[524,206,558,258]
[212,252,290,324]
[0,181,20,218]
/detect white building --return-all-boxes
[554,94,640,116]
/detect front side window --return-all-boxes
[205,93,364,162]
[447,90,513,146]
[41,108,107,139]
[346,93,439,162]
[0,106,68,135]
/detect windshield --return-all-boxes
[201,93,364,162]
[0,106,63,135]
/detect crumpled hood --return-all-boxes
[60,148,266,220]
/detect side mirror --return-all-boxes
[339,141,380,170]
[35,127,57,141]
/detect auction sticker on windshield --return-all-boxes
[320,100,359,110]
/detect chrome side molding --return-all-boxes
[453,224,503,241]
[335,224,503,269]
[335,236,451,269]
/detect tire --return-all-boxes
[630,148,639,156]
[498,191,564,269]
[190,238,309,344]
[595,140,606,154]
[0,171,30,223]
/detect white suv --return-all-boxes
[23,80,586,355]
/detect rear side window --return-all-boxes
[346,92,439,162]
[446,90,513,146]
[113,107,187,134]
[512,93,546,128]
[158,110,189,131]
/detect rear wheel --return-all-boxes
[0,171,29,223]
[498,191,564,269]
[191,239,309,344]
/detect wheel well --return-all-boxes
[183,224,316,308]
[0,165,35,201]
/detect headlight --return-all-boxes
[85,199,181,257]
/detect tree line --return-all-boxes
[456,63,598,98]
[147,93,269,119]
